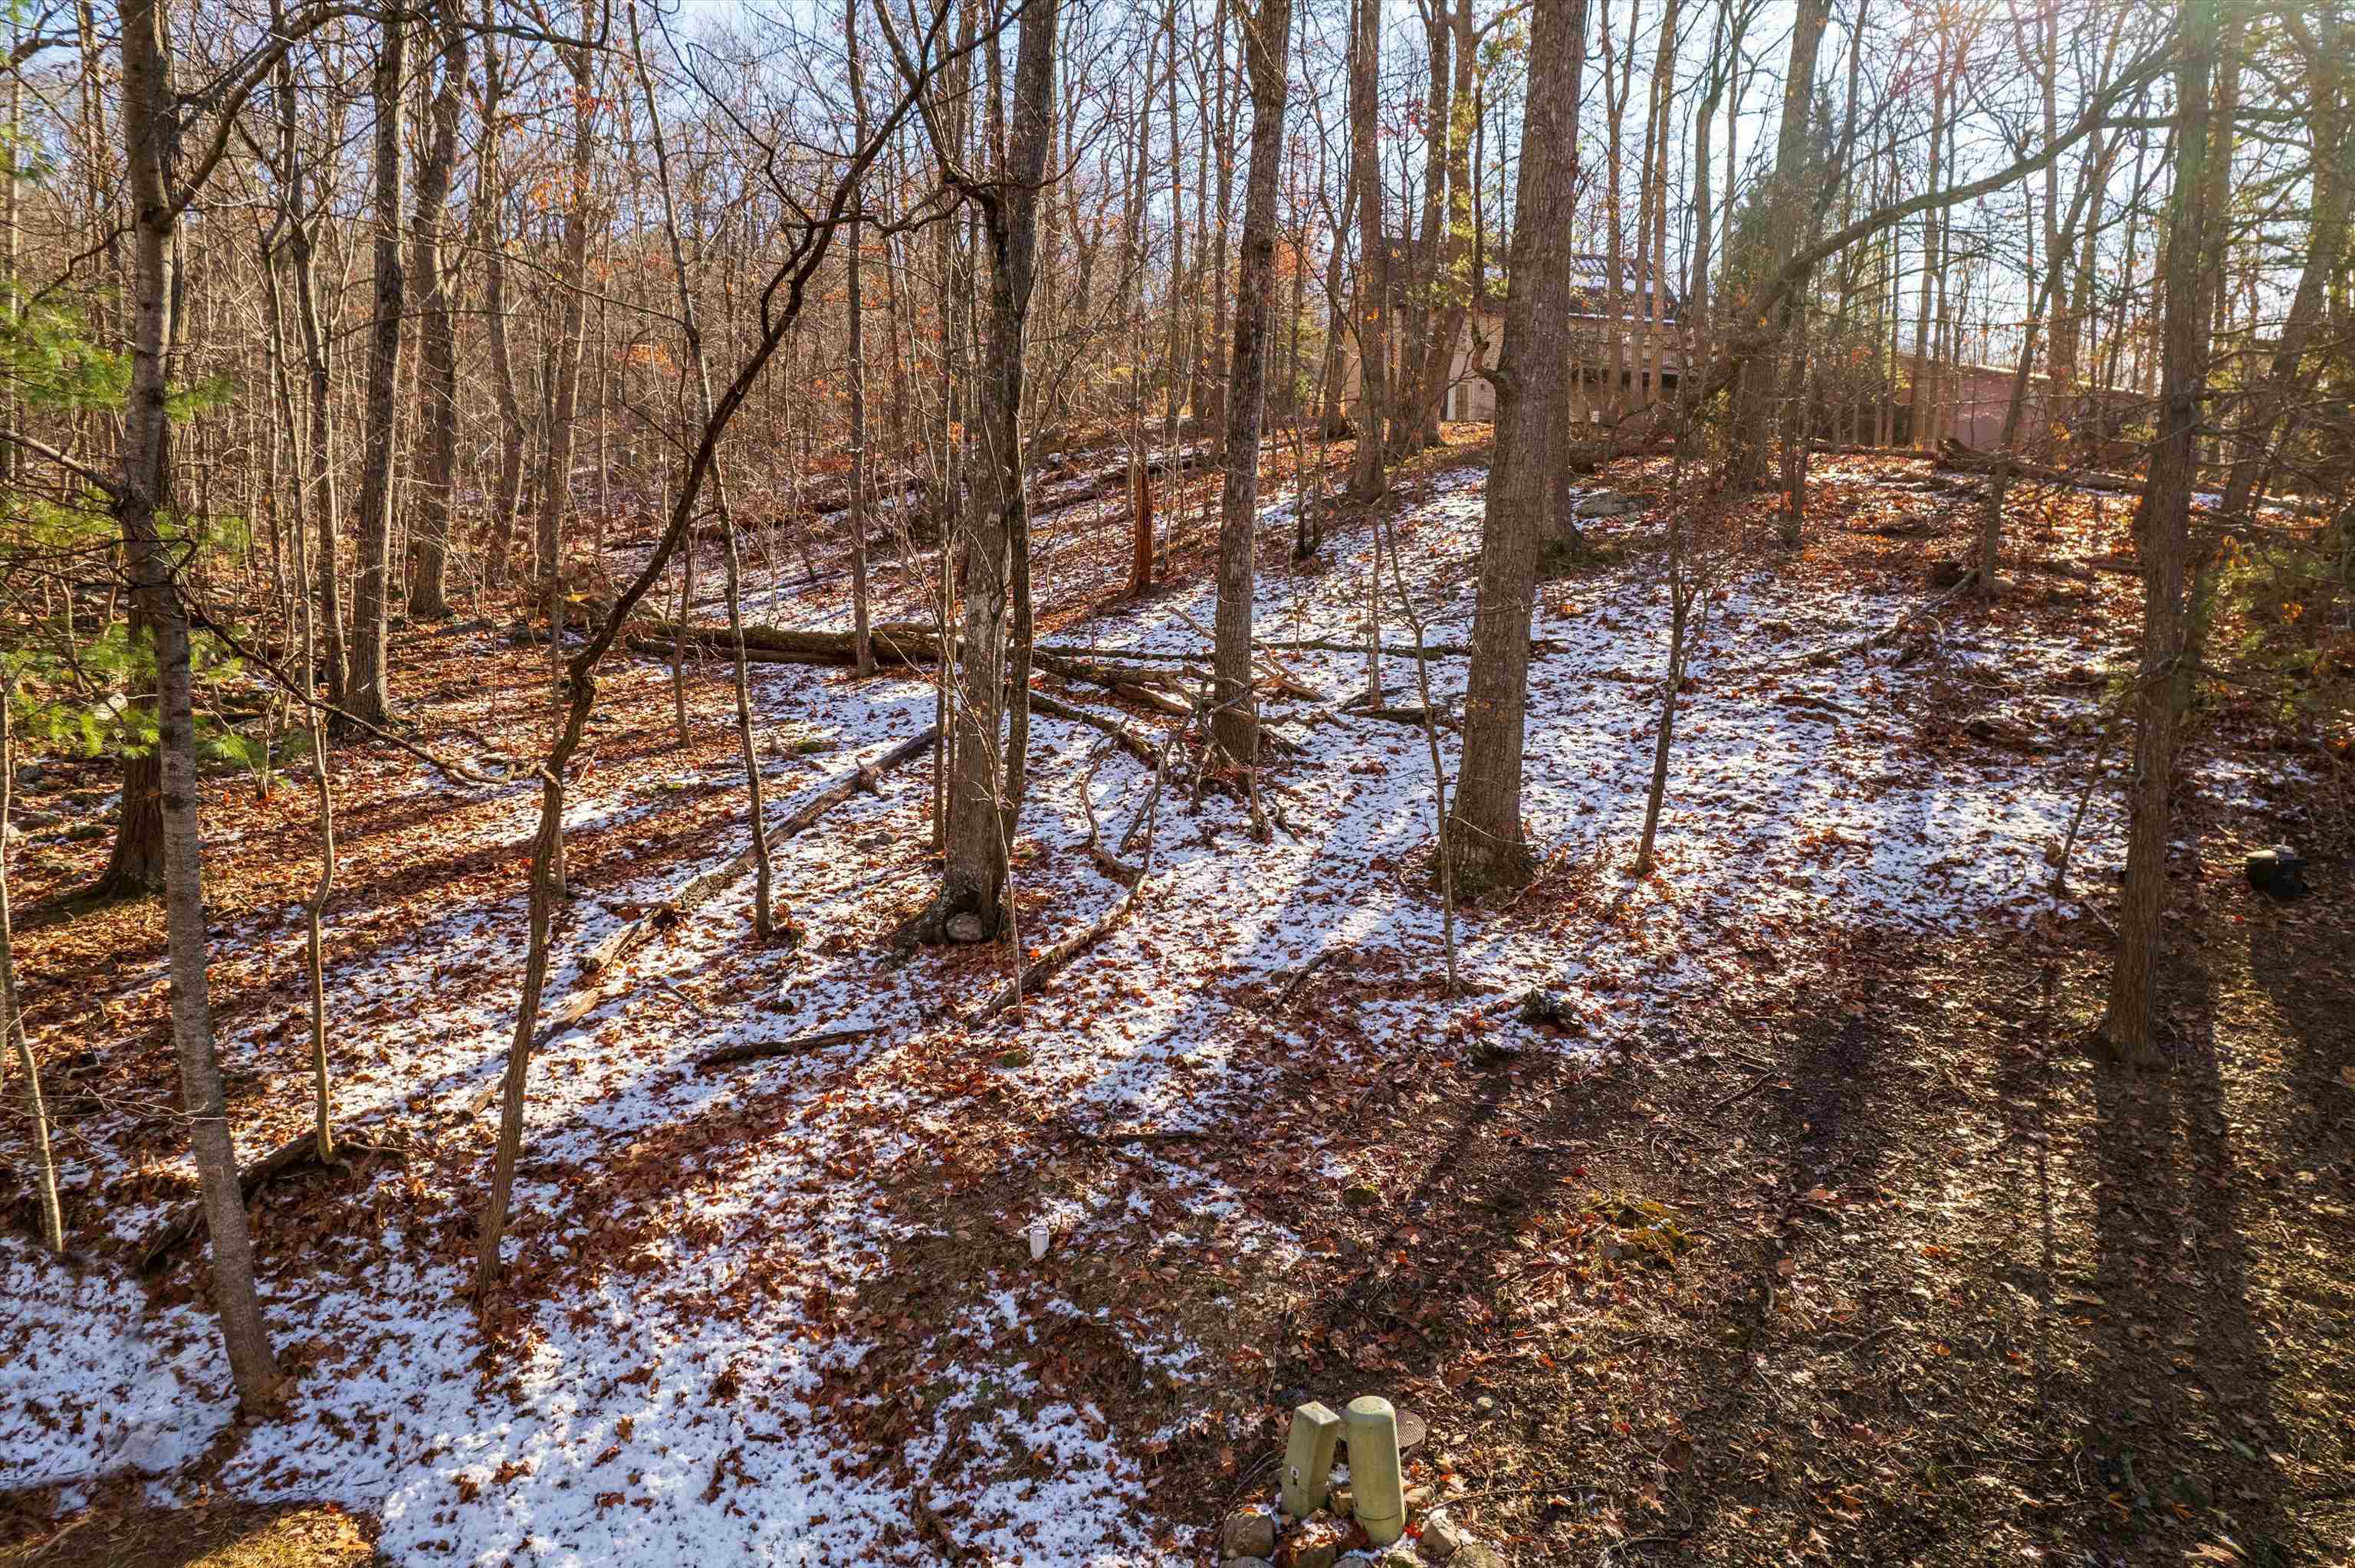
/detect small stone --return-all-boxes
[1571,490,1637,519]
[1221,1511,1277,1560]
[1420,1511,1471,1562]
[1402,1483,1432,1509]
[1448,1547,1507,1568]
[1222,1560,1274,1568]
[1327,1482,1354,1517]
[1292,1542,1341,1568]
[944,912,987,943]
[1473,1396,1496,1415]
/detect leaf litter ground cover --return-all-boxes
[3,445,2345,1566]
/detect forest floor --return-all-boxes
[3,433,2350,1567]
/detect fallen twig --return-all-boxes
[696,1026,876,1070]
[538,727,938,1043]
[141,1132,406,1272]
[974,747,1168,1021]
[1266,946,1346,1012]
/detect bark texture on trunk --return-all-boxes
[1210,0,1296,770]
[1723,0,1828,494]
[1346,0,1388,499]
[406,0,467,619]
[118,0,279,1403]
[1446,0,1588,897]
[2100,0,2224,1063]
[936,0,1059,941]
[345,19,407,725]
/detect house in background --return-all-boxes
[1338,248,1684,428]
[1338,242,2149,460]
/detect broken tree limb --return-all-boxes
[1764,573,1982,671]
[1030,652,1197,717]
[1025,691,1162,766]
[538,727,940,1044]
[1934,437,2143,496]
[695,1026,876,1070]
[140,1132,406,1272]
[972,746,1168,1022]
[1164,603,1335,705]
[633,618,1568,674]
[1266,945,1347,1012]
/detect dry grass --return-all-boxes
[0,1504,376,1568]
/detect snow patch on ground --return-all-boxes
[4,456,2298,1563]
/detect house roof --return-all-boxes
[1374,238,1680,324]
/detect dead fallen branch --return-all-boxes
[972,746,1169,1022]
[1266,945,1347,1012]
[696,1026,876,1070]
[1769,572,1982,670]
[1026,691,1163,766]
[633,619,1568,673]
[539,727,940,1043]
[1935,437,2143,496]
[1032,652,1197,717]
[141,1133,406,1272]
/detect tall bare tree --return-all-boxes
[1210,0,1296,771]
[1447,0,1589,896]
[344,11,407,725]
[931,0,1061,943]
[2100,0,2227,1062]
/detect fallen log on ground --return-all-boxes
[141,1133,406,1271]
[632,618,1559,671]
[636,618,948,666]
[1030,653,1197,717]
[696,1026,877,1070]
[1026,691,1164,766]
[538,727,940,1043]
[1934,438,2143,496]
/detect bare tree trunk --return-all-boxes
[345,13,407,726]
[1125,38,1156,595]
[274,56,346,707]
[847,0,875,677]
[1346,0,1388,498]
[935,0,1060,943]
[534,15,603,638]
[1210,0,1295,773]
[94,661,163,897]
[478,15,526,593]
[1725,0,1828,492]
[1634,518,1698,876]
[1447,0,1588,897]
[2100,0,2223,1064]
[406,0,467,620]
[478,10,939,1293]
[2219,51,2345,521]
[118,0,279,1402]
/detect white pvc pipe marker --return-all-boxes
[1344,1395,1406,1545]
